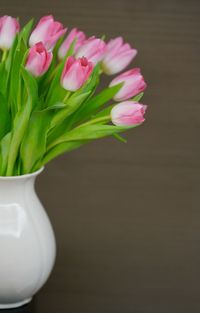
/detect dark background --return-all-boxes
[1,0,200,312]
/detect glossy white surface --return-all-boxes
[0,168,56,308]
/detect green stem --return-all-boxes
[78,115,111,127]
[63,91,71,103]
[47,115,111,152]
[1,50,7,63]
[43,67,57,89]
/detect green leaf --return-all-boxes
[46,84,66,107]
[44,123,134,165]
[21,67,38,108]
[53,37,65,57]
[6,68,38,175]
[2,36,19,101]
[113,133,127,143]
[19,19,34,45]
[48,124,135,149]
[46,65,101,144]
[5,35,18,74]
[43,140,86,165]
[44,121,137,166]
[44,102,66,111]
[6,105,31,175]
[0,133,12,175]
[70,83,122,124]
[47,90,100,147]
[0,93,11,140]
[20,109,53,173]
[49,91,91,130]
[93,104,115,119]
[0,63,7,96]
[132,92,144,102]
[20,100,70,173]
[9,40,29,115]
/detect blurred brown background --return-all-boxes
[1,0,200,312]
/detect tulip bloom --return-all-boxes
[25,42,53,77]
[109,68,147,101]
[111,101,147,126]
[61,56,93,91]
[29,15,67,50]
[75,36,106,64]
[0,15,19,50]
[102,37,137,75]
[58,28,86,60]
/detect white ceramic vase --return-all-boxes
[0,167,56,309]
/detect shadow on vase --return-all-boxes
[0,299,36,313]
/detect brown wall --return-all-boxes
[1,0,200,312]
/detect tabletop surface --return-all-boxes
[0,0,200,312]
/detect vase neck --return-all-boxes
[0,168,44,200]
[0,177,35,199]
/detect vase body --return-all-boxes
[0,168,56,308]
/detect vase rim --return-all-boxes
[0,167,44,180]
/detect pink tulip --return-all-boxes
[29,15,67,50]
[75,36,106,64]
[109,68,147,101]
[102,37,137,75]
[25,42,53,77]
[61,56,93,91]
[0,15,19,50]
[58,28,86,60]
[111,101,147,126]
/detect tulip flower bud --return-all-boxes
[75,36,106,64]
[111,101,147,126]
[102,37,137,75]
[0,15,20,50]
[61,56,93,91]
[25,42,53,77]
[58,28,86,60]
[29,15,67,50]
[109,68,147,101]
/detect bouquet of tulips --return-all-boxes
[0,15,147,176]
